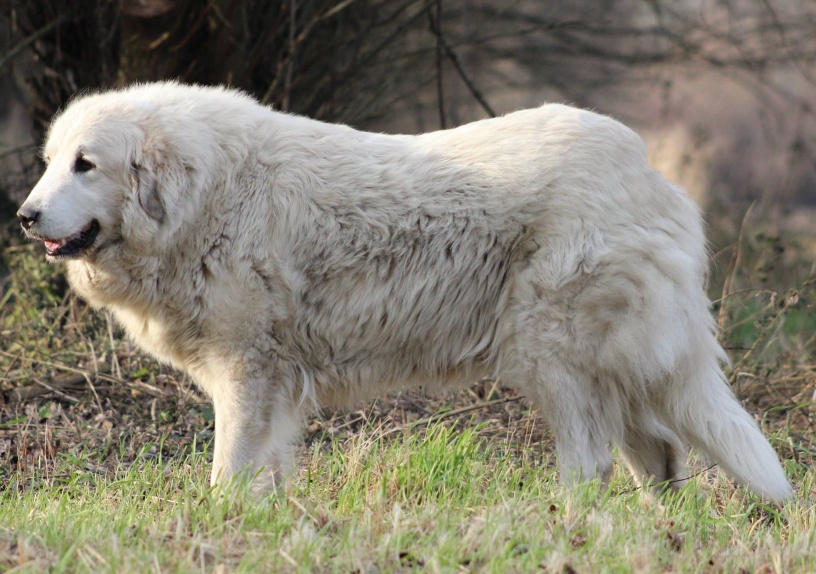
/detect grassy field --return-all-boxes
[1,215,815,573]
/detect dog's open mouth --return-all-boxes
[43,220,100,259]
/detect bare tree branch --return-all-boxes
[427,0,446,129]
[0,15,64,72]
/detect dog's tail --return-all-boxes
[660,349,792,502]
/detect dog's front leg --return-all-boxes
[209,377,301,493]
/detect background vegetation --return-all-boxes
[1,0,815,571]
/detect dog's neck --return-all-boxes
[65,244,206,370]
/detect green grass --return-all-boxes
[1,426,814,573]
[1,219,816,572]
[0,430,816,572]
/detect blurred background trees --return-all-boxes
[2,0,816,221]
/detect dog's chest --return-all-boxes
[112,306,192,369]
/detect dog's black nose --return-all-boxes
[17,207,40,230]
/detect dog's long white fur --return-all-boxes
[20,82,792,501]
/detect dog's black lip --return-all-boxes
[44,219,100,259]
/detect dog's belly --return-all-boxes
[289,212,536,404]
[294,270,508,401]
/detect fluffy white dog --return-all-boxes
[19,82,792,501]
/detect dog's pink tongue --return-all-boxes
[44,239,61,251]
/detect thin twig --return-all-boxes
[617,464,719,496]
[0,350,167,401]
[711,287,776,306]
[85,339,106,413]
[379,395,523,439]
[425,0,496,121]
[105,312,122,380]
[169,0,218,53]
[437,32,497,118]
[427,0,446,129]
[262,0,359,105]
[30,378,79,404]
[718,203,754,334]
[0,16,65,71]
[282,0,297,112]
[0,144,40,162]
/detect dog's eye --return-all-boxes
[74,155,95,173]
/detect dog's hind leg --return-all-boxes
[618,407,688,494]
[524,363,617,489]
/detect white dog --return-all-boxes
[18,82,792,501]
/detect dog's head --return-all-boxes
[18,90,194,261]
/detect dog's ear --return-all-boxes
[130,162,165,221]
